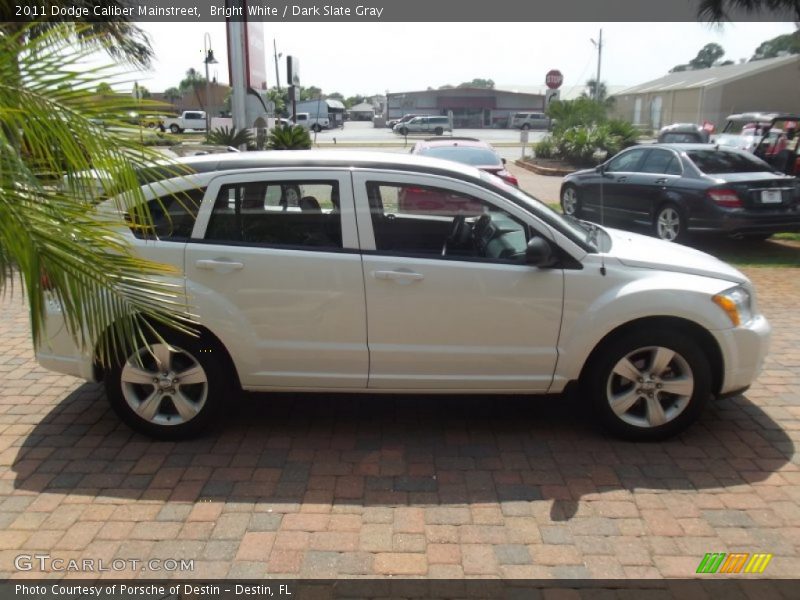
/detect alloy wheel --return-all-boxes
[656,207,681,241]
[561,187,579,215]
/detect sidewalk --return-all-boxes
[0,267,798,579]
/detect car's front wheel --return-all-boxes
[560,185,582,217]
[104,330,230,439]
[169,124,182,134]
[653,203,686,243]
[585,328,711,440]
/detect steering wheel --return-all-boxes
[442,215,469,256]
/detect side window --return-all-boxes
[128,188,204,241]
[640,149,681,174]
[204,180,341,249]
[366,182,530,262]
[605,149,645,173]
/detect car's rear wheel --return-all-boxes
[311,124,321,133]
[521,123,530,130]
[560,185,582,217]
[104,329,230,439]
[169,124,181,134]
[653,203,686,243]
[434,127,444,135]
[585,329,711,440]
[398,127,408,136]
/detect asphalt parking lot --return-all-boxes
[0,263,798,579]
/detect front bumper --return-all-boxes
[711,314,771,396]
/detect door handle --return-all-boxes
[371,269,425,283]
[653,178,668,184]
[195,259,244,272]
[616,176,628,183]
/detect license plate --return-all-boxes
[760,190,782,204]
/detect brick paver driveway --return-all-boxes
[0,267,797,579]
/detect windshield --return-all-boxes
[687,149,773,174]
[419,146,501,166]
[479,171,599,252]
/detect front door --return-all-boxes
[186,170,368,389]
[352,171,564,391]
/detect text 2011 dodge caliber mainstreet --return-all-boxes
[36,151,771,440]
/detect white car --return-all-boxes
[37,151,770,440]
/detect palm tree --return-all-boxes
[698,0,800,21]
[0,2,153,67]
[1,24,192,364]
[164,87,182,107]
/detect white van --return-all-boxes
[511,112,551,130]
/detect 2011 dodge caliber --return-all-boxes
[36,151,771,440]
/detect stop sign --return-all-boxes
[545,70,563,90]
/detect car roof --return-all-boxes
[647,143,756,155]
[147,150,484,182]
[725,112,800,122]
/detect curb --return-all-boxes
[514,160,574,177]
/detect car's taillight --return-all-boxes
[708,188,743,208]
[501,171,519,186]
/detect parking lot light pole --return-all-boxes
[203,33,218,135]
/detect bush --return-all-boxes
[207,126,254,148]
[533,137,555,159]
[267,124,312,150]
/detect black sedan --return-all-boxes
[560,143,800,243]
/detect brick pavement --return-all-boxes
[0,268,798,579]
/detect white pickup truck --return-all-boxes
[295,112,330,132]
[162,111,207,133]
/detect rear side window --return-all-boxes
[640,149,682,175]
[687,150,771,174]
[128,188,204,241]
[204,180,342,249]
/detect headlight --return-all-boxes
[712,285,753,327]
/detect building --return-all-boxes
[387,88,545,128]
[610,55,800,130]
[348,102,376,121]
[295,98,347,128]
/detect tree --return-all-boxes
[751,31,800,60]
[0,2,153,68]
[265,88,288,116]
[179,68,207,108]
[96,82,113,96]
[670,42,726,72]
[163,87,182,105]
[345,95,367,108]
[300,86,323,101]
[0,24,191,366]
[583,79,608,103]
[458,78,495,89]
[698,0,800,22]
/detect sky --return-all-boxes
[127,22,797,97]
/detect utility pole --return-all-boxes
[273,39,282,92]
[591,28,603,101]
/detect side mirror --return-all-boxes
[595,164,606,175]
[525,237,555,268]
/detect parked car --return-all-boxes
[409,137,518,186]
[657,123,710,144]
[38,151,770,441]
[386,113,420,129]
[393,115,452,136]
[559,143,800,243]
[162,111,206,133]
[294,112,329,132]
[510,112,551,130]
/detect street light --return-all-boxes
[203,32,218,134]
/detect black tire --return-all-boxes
[584,328,711,441]
[169,124,181,134]
[521,123,531,130]
[398,127,408,136]
[311,124,321,133]
[653,203,687,243]
[104,328,232,439]
[560,184,582,217]
[434,127,444,136]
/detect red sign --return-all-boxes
[545,70,563,90]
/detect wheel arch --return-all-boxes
[93,320,242,392]
[577,315,724,396]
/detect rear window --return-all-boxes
[687,150,773,174]
[418,146,501,166]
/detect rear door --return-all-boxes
[619,148,684,224]
[352,170,564,391]
[185,170,368,389]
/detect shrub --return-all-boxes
[267,124,312,150]
[207,126,254,148]
[533,137,554,159]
